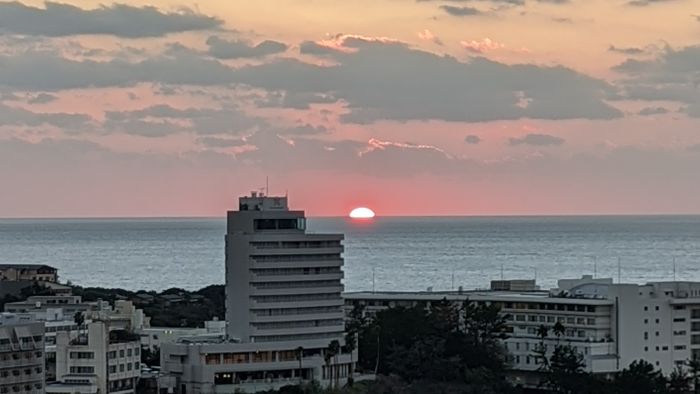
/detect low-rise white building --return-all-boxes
[0,313,45,394]
[47,321,141,394]
[344,276,700,385]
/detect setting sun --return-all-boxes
[349,207,376,219]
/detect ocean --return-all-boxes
[0,216,699,292]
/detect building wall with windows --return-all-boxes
[0,314,45,394]
[344,278,700,381]
[48,321,141,394]
[0,264,58,283]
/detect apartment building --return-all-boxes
[0,313,46,394]
[0,264,58,283]
[161,193,354,393]
[47,321,141,394]
[344,276,700,385]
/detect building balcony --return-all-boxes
[251,260,343,270]
[251,299,344,309]
[250,273,344,283]
[251,286,344,297]
[251,311,345,324]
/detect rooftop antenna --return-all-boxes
[593,255,598,279]
[534,267,537,282]
[372,267,376,293]
[673,256,677,282]
[617,257,621,284]
[500,263,504,281]
[451,270,455,291]
[266,176,269,196]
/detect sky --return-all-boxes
[1,0,700,217]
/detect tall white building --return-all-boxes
[226,193,346,345]
[0,313,45,394]
[160,193,354,393]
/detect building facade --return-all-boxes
[0,265,58,283]
[161,193,354,393]
[344,276,700,386]
[47,321,141,394]
[0,313,46,394]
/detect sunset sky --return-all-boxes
[2,0,700,217]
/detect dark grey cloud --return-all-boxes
[613,44,700,107]
[0,1,222,38]
[27,93,58,104]
[0,50,237,91]
[638,106,669,116]
[206,36,287,59]
[0,103,92,130]
[232,37,622,123]
[509,133,564,146]
[299,40,339,56]
[257,91,337,109]
[104,104,262,137]
[0,36,621,124]
[627,0,678,6]
[440,5,483,16]
[608,45,646,55]
[465,135,482,144]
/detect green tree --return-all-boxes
[612,360,667,394]
[668,365,691,394]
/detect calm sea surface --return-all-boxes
[1,216,699,292]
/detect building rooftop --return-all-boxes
[0,264,57,271]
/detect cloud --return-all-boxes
[206,36,288,59]
[440,5,483,16]
[257,91,337,109]
[104,104,262,137]
[509,133,564,146]
[27,93,58,104]
[460,38,505,53]
[418,29,443,46]
[0,1,222,38]
[608,45,646,55]
[637,106,669,116]
[465,135,482,144]
[0,103,92,130]
[197,137,247,148]
[233,36,622,123]
[627,0,678,6]
[613,44,700,106]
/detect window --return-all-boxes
[205,354,221,365]
[674,330,687,336]
[69,352,94,359]
[69,366,94,374]
[692,309,700,319]
[127,349,132,357]
[675,345,687,350]
[119,350,125,357]
[655,306,660,311]
[644,332,649,340]
[644,306,649,311]
[674,318,687,323]
[656,319,660,324]
[587,318,595,325]
[692,322,700,332]
[644,318,649,324]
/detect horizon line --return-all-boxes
[2,212,700,221]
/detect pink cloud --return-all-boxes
[460,38,505,53]
[417,29,443,45]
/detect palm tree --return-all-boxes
[328,340,341,388]
[553,321,565,340]
[344,331,357,378]
[73,311,85,340]
[296,346,304,383]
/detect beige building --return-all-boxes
[0,313,46,394]
[0,264,58,283]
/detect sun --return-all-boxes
[349,207,375,219]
